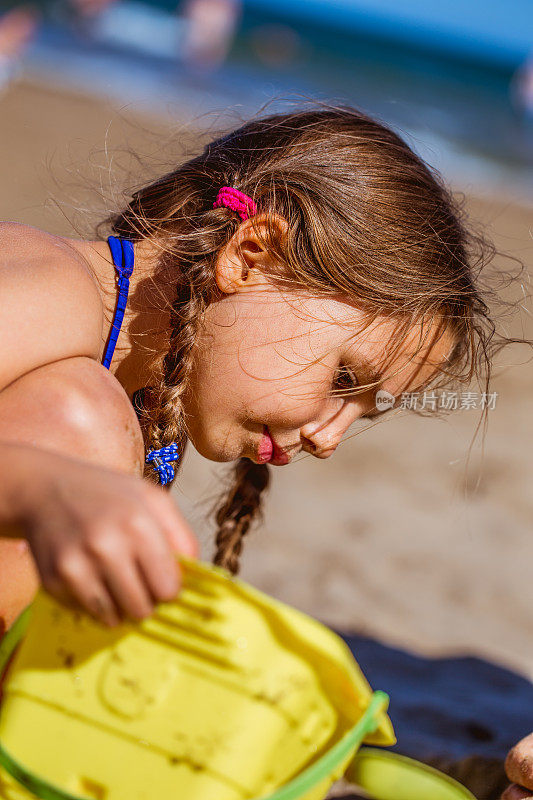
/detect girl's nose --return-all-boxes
[300,429,338,458]
[300,397,356,459]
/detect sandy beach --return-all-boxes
[1,76,532,799]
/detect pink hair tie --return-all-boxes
[213,186,257,221]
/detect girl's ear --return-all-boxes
[215,213,288,294]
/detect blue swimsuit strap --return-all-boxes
[102,236,134,369]
[103,235,180,486]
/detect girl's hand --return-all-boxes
[502,733,533,799]
[0,356,199,629]
[21,451,198,628]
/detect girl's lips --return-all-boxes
[257,425,273,463]
[256,426,290,466]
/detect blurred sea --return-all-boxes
[18,0,533,199]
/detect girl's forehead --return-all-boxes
[264,291,455,393]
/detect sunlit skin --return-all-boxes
[74,215,456,466]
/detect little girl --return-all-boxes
[0,103,525,623]
[0,104,531,798]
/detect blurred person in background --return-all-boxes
[0,6,38,94]
[0,0,117,96]
[180,0,240,74]
[69,0,116,16]
[511,52,533,124]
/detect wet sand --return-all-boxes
[1,76,532,799]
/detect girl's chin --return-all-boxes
[191,434,243,463]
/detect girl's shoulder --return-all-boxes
[0,222,104,393]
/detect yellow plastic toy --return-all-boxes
[0,556,475,800]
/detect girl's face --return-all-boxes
[181,224,456,465]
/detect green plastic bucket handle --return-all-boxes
[0,604,32,678]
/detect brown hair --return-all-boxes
[99,104,530,574]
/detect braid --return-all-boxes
[138,283,203,487]
[111,192,243,488]
[212,459,271,575]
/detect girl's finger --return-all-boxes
[130,519,181,603]
[98,554,154,621]
[55,549,119,627]
[135,543,181,605]
[145,488,199,558]
[40,571,77,609]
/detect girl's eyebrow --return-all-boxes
[340,339,384,386]
[351,355,383,387]
[345,355,387,418]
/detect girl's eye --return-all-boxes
[333,365,359,392]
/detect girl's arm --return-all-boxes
[0,356,198,628]
[0,440,47,535]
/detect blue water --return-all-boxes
[19,0,533,198]
[244,0,532,69]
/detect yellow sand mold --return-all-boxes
[0,556,394,800]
